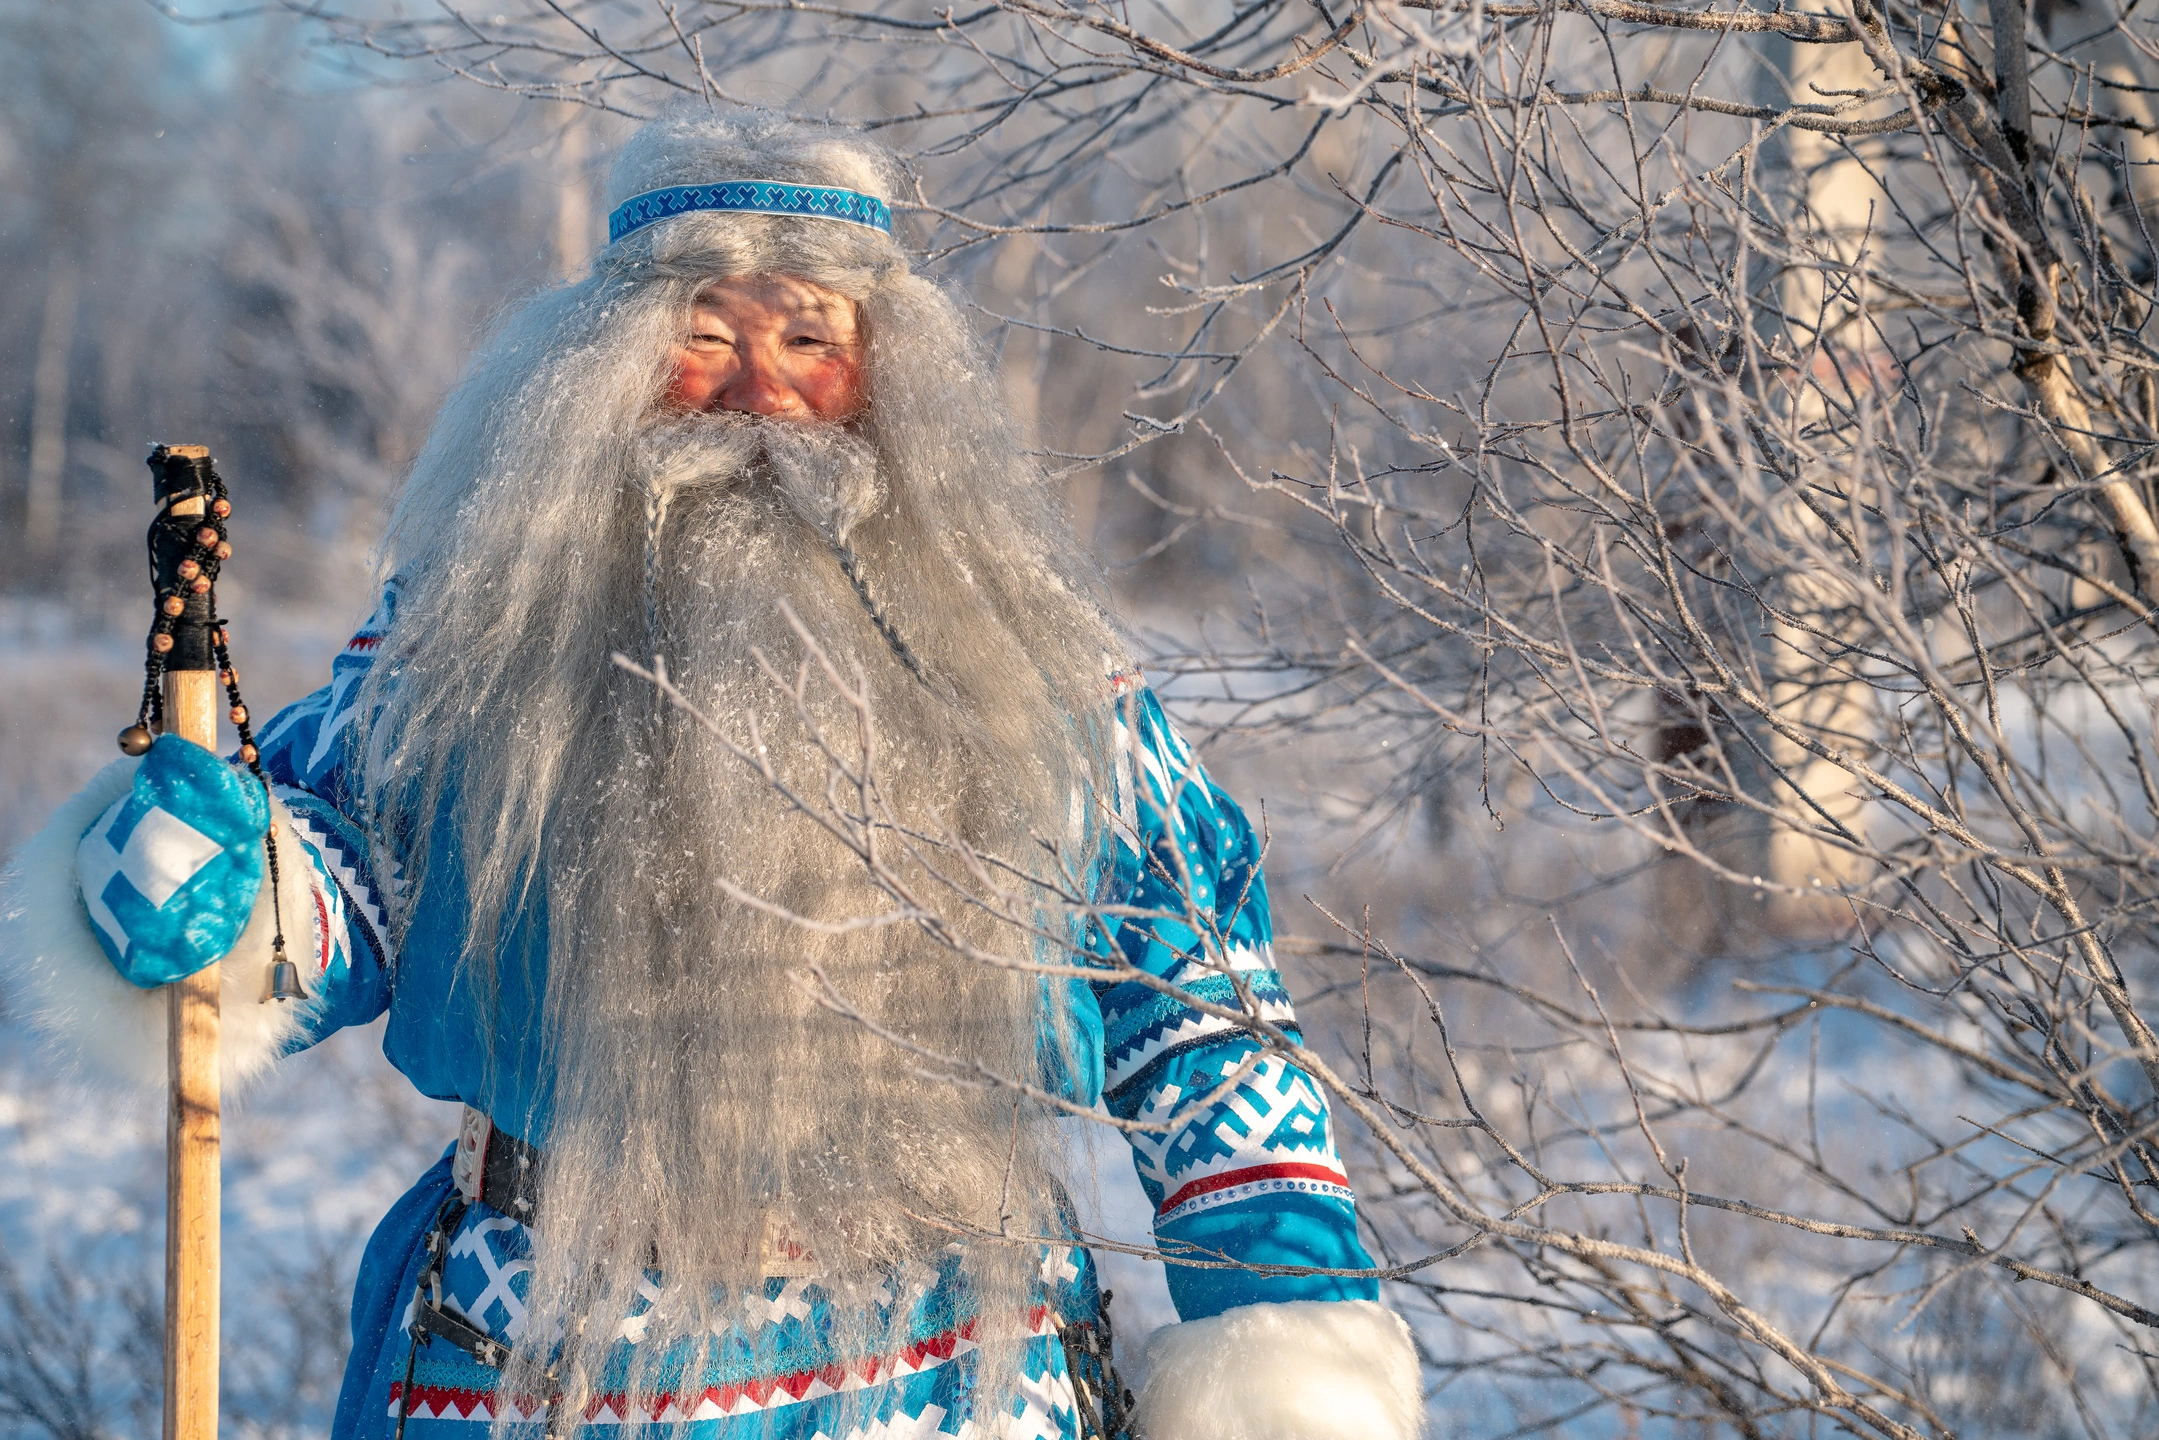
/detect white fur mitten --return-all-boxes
[0,757,314,1090]
[1129,1299,1423,1440]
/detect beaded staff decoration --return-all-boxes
[120,446,301,1003]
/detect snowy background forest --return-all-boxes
[6,1,2159,1437]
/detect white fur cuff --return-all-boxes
[0,756,313,1091]
[1131,1299,1423,1440]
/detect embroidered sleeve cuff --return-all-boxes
[1131,1299,1423,1440]
[0,758,317,1090]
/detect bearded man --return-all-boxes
[1,108,1420,1440]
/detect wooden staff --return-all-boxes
[146,444,222,1440]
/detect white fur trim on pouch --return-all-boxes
[1130,1299,1424,1440]
[0,755,319,1091]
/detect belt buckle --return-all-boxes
[453,1105,492,1206]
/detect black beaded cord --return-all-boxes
[122,449,294,998]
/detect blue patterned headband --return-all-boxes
[607,180,894,243]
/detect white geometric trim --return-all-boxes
[447,1215,532,1339]
[307,660,369,777]
[250,686,326,758]
[280,796,390,963]
[1127,1054,1341,1201]
[1102,999,1300,1093]
[74,797,134,960]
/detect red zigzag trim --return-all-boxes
[390,1306,1056,1424]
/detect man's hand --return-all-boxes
[76,734,269,987]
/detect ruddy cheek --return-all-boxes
[664,351,723,411]
[803,358,865,421]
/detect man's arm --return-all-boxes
[1094,687,1423,1440]
[248,588,402,1047]
[0,597,398,1089]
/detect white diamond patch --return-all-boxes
[112,806,225,908]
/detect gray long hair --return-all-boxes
[356,105,1128,1430]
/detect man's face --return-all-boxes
[664,274,865,421]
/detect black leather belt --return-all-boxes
[404,1108,551,1386]
[410,1111,1129,1423]
[451,1104,546,1220]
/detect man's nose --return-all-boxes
[718,355,804,417]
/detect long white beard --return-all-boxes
[378,412,1104,1423]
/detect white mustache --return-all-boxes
[638,410,763,503]
[642,410,884,544]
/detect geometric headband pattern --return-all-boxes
[607,181,895,243]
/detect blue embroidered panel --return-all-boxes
[336,1152,1091,1440]
[254,583,396,808]
[1087,687,1379,1316]
[608,182,893,242]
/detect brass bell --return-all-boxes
[118,725,154,756]
[267,953,309,1003]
